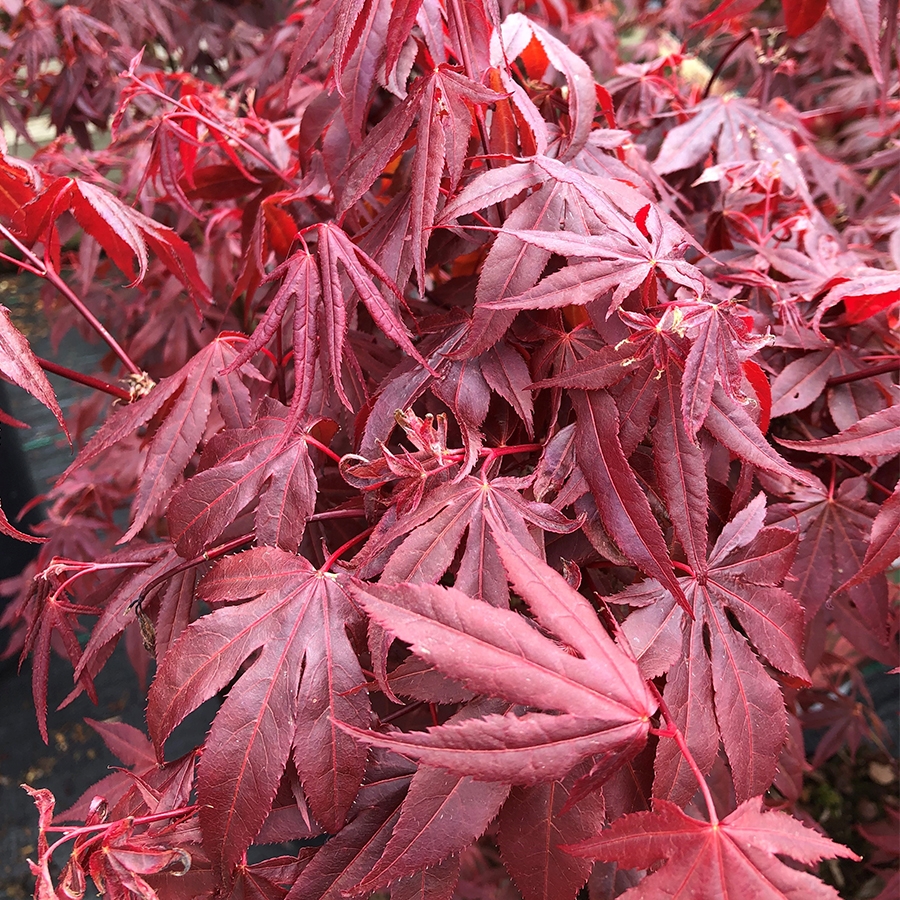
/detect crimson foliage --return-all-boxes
[0,0,897,897]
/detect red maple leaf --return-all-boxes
[225,223,433,420]
[340,64,503,289]
[767,474,891,660]
[0,304,67,541]
[565,796,859,900]
[615,493,809,803]
[166,398,319,557]
[486,207,705,314]
[654,96,815,208]
[16,174,211,305]
[355,464,579,609]
[63,335,264,543]
[344,525,655,784]
[147,547,372,875]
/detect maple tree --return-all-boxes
[0,0,897,897]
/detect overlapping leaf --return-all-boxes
[15,175,211,303]
[282,750,415,900]
[565,797,859,900]
[345,526,655,783]
[654,96,814,207]
[615,494,808,804]
[225,223,431,418]
[355,467,579,608]
[147,547,372,876]
[437,156,660,355]
[346,704,512,896]
[0,304,67,439]
[167,399,317,557]
[0,354,49,535]
[572,388,690,612]
[340,64,503,288]
[767,475,890,656]
[496,766,606,900]
[778,402,900,457]
[7,1,888,896]
[62,336,263,543]
[495,13,597,161]
[485,207,705,313]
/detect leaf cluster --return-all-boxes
[0,0,897,898]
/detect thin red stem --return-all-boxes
[649,683,719,825]
[36,557,150,609]
[672,560,695,578]
[43,805,197,858]
[702,31,752,101]
[133,534,254,609]
[0,223,142,376]
[832,458,895,498]
[321,527,374,572]
[306,435,342,464]
[309,507,367,521]
[42,262,143,376]
[825,361,900,387]
[483,442,543,459]
[0,248,44,276]
[379,700,427,726]
[37,357,132,401]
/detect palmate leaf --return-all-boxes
[497,13,597,161]
[703,382,816,486]
[782,0,829,36]
[836,481,900,593]
[340,64,503,289]
[225,223,431,418]
[71,543,184,696]
[389,856,459,900]
[617,494,808,804]
[348,765,508,895]
[0,305,67,439]
[61,336,263,543]
[565,797,860,900]
[679,301,770,438]
[348,708,606,899]
[356,467,579,608]
[437,156,658,355]
[777,402,900,457]
[344,526,655,784]
[572,389,691,613]
[812,267,900,328]
[16,175,211,304]
[486,209,705,313]
[767,475,890,657]
[0,504,44,543]
[0,309,58,544]
[282,751,414,900]
[769,348,844,419]
[146,547,372,877]
[654,96,814,207]
[346,703,512,896]
[56,718,197,825]
[535,310,808,489]
[167,399,317,557]
[828,0,885,85]
[496,766,606,900]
